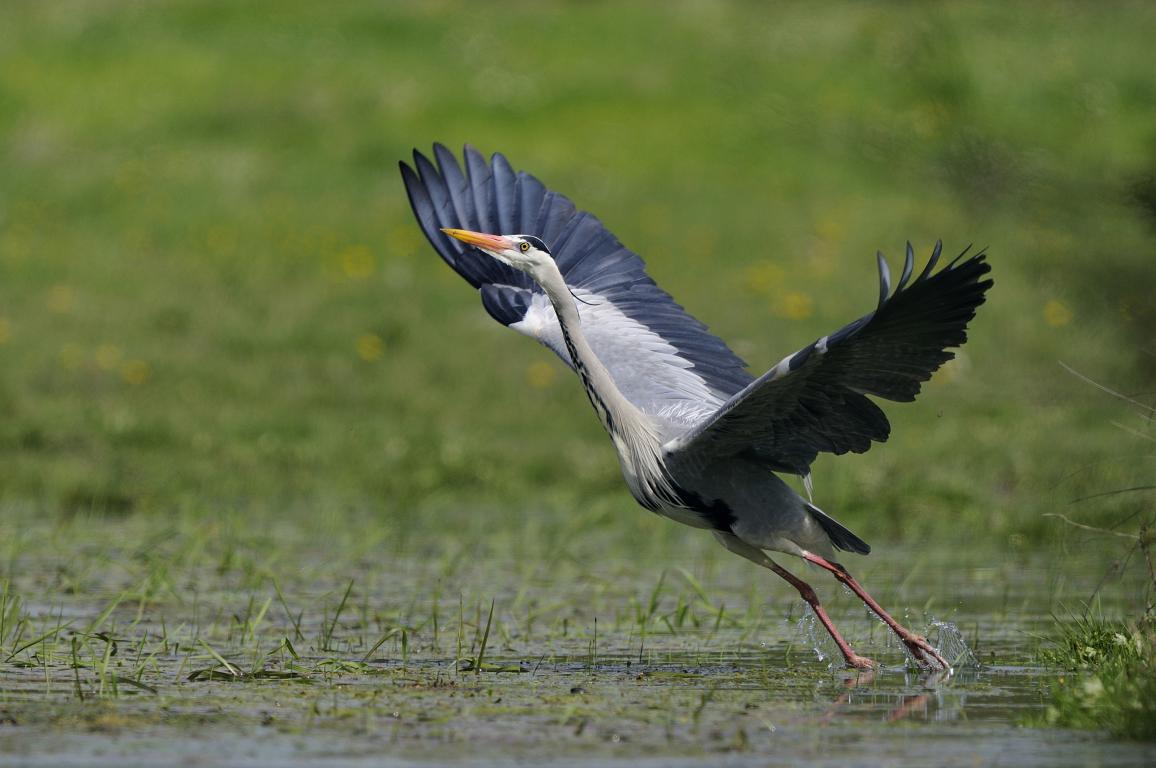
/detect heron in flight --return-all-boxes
[401,144,992,670]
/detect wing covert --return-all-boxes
[665,243,993,475]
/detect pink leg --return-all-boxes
[767,561,876,670]
[802,551,950,670]
[712,531,875,669]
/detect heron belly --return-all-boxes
[662,458,841,558]
[654,503,718,530]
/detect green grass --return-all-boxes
[1037,612,1156,740]
[1034,509,1155,741]
[0,0,1153,545]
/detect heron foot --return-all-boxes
[844,653,877,670]
[901,633,951,671]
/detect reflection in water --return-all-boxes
[821,666,955,725]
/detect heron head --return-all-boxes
[441,228,553,275]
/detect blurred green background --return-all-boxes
[1,0,1153,548]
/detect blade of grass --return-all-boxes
[474,599,495,674]
[322,579,355,651]
[198,639,240,677]
[4,623,72,663]
[360,628,400,663]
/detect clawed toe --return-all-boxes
[846,654,877,670]
[903,634,950,670]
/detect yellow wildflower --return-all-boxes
[95,344,123,371]
[1044,299,1072,327]
[340,245,375,279]
[120,359,151,385]
[774,291,813,320]
[356,333,384,361]
[742,262,785,296]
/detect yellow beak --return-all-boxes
[441,228,512,252]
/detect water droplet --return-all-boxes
[928,618,980,669]
[795,604,826,662]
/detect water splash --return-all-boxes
[928,619,981,669]
[795,604,827,663]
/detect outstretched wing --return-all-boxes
[665,242,993,475]
[400,144,753,424]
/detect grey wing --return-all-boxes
[665,242,993,475]
[400,144,754,424]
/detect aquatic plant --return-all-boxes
[1040,612,1155,740]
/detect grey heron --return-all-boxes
[401,144,992,670]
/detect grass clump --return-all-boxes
[1040,614,1156,740]
[1038,508,1155,740]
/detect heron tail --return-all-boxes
[806,503,871,555]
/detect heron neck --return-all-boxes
[537,267,651,442]
[536,264,681,511]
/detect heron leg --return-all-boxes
[713,532,875,669]
[801,551,950,670]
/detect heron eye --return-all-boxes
[519,241,530,252]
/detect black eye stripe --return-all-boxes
[520,235,550,254]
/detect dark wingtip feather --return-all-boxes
[490,151,518,234]
[916,239,944,282]
[463,144,493,233]
[876,251,891,309]
[896,242,916,292]
[949,242,982,268]
[400,155,467,275]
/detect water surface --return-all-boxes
[0,525,1151,767]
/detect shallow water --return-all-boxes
[0,527,1152,767]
